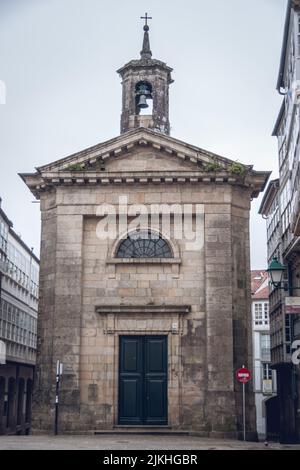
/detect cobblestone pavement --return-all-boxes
[0,435,299,450]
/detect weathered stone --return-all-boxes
[20,24,270,437]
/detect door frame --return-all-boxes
[118,334,168,426]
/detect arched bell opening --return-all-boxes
[135,81,153,116]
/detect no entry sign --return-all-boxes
[236,367,251,384]
[236,366,251,441]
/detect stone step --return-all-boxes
[94,427,192,436]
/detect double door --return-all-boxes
[119,335,168,426]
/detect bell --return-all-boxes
[137,94,149,109]
[137,83,151,96]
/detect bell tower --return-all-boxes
[117,14,174,135]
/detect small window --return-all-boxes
[116,230,172,259]
[261,335,271,361]
[254,303,263,325]
[262,363,272,381]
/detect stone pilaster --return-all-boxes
[204,203,237,435]
[32,194,84,432]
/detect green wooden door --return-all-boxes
[119,336,168,425]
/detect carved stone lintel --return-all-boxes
[96,304,191,315]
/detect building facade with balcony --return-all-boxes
[0,199,39,435]
[259,0,300,443]
[251,270,276,440]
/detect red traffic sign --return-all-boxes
[236,367,251,384]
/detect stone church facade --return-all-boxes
[21,22,270,437]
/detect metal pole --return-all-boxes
[243,381,246,441]
[54,360,60,436]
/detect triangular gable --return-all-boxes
[36,128,251,173]
[19,127,271,200]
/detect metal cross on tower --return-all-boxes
[140,13,152,27]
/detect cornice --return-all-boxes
[20,169,269,200]
[19,129,270,200]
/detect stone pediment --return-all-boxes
[19,128,271,199]
[34,128,248,173]
[103,147,199,172]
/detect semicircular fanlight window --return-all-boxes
[116,230,173,259]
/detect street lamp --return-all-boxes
[267,257,286,288]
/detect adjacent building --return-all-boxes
[259,0,300,443]
[21,21,270,436]
[251,270,276,440]
[0,198,39,435]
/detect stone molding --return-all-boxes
[19,128,270,200]
[106,258,182,265]
[95,304,191,315]
[36,128,239,172]
[28,172,242,196]
[21,171,268,200]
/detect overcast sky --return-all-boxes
[0,0,287,269]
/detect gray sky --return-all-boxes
[0,0,286,269]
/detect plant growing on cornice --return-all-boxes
[65,163,85,171]
[228,161,246,176]
[203,158,222,172]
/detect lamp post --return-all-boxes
[267,257,300,292]
[267,257,286,289]
[266,257,300,444]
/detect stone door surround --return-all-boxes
[95,304,191,428]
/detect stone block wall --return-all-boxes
[32,180,257,437]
